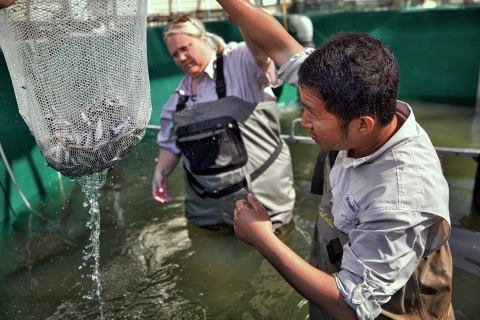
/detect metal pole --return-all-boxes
[276,0,282,15]
[0,142,47,220]
[475,65,480,114]
[205,0,212,20]
[473,157,480,212]
[177,0,183,16]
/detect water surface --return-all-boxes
[1,101,479,319]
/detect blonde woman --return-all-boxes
[152,16,295,230]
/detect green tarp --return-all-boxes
[1,6,480,219]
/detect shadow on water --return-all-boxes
[1,101,480,319]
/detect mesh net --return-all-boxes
[0,0,152,178]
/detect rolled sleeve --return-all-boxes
[277,48,314,87]
[333,210,435,319]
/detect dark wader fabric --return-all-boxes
[172,54,295,229]
[309,151,454,320]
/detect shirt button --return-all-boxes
[356,293,362,299]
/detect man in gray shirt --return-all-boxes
[217,1,453,319]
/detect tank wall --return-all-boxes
[306,6,480,105]
[1,6,480,222]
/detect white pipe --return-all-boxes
[288,14,315,48]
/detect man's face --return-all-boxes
[299,86,352,151]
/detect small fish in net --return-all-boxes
[0,0,152,178]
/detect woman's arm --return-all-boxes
[152,148,181,203]
[240,28,272,74]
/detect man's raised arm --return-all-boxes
[0,0,15,9]
[217,0,304,67]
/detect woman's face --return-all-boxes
[166,33,213,79]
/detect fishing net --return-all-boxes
[0,0,152,178]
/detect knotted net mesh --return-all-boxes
[0,0,151,178]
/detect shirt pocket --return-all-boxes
[331,188,359,234]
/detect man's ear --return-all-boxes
[357,116,375,135]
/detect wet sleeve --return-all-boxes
[277,48,314,87]
[334,210,435,319]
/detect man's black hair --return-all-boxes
[298,32,399,135]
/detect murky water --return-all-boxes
[0,101,479,319]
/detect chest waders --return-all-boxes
[172,53,295,229]
[309,151,453,320]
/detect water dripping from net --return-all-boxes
[75,168,109,320]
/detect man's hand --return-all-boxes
[234,193,274,247]
[234,195,356,320]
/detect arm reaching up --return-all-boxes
[218,0,304,67]
[226,12,272,75]
[0,0,15,8]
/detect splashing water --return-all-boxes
[75,168,109,320]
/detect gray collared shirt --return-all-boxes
[279,50,451,319]
[157,41,281,154]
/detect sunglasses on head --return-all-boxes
[170,16,198,29]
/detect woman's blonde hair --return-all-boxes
[164,16,226,54]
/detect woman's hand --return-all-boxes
[151,148,181,204]
[152,170,171,203]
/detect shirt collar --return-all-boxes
[341,101,414,168]
[203,51,218,80]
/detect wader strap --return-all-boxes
[326,238,343,263]
[216,53,226,99]
[314,149,343,263]
[175,53,226,112]
[310,149,330,196]
[175,93,189,112]
[185,140,284,199]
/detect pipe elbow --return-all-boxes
[288,14,314,43]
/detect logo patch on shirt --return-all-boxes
[343,192,359,215]
[215,154,232,166]
[318,208,334,228]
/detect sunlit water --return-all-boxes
[0,101,479,319]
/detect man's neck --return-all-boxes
[348,114,402,158]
